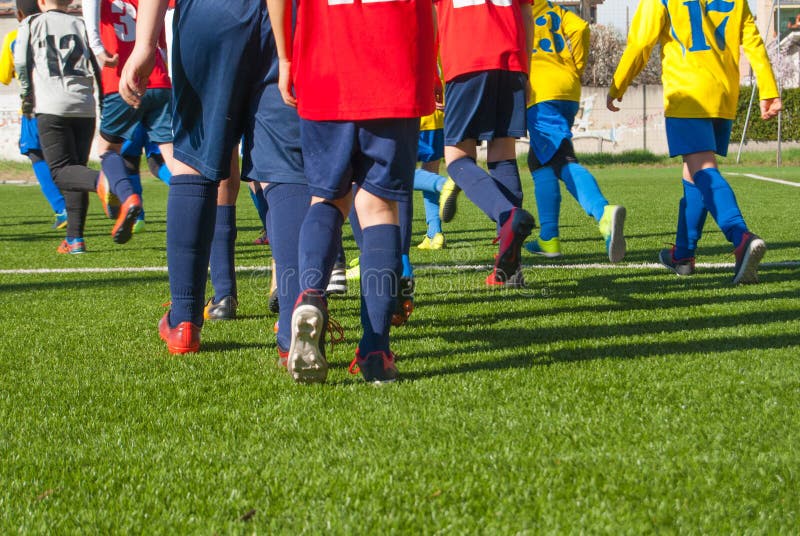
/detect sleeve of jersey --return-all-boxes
[0,33,15,86]
[609,0,665,99]
[563,10,589,76]
[82,0,106,58]
[13,22,31,99]
[741,8,779,100]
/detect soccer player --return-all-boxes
[415,101,448,250]
[525,1,626,262]
[268,0,435,383]
[119,122,172,233]
[435,0,536,287]
[0,0,67,230]
[83,0,174,231]
[121,0,310,362]
[608,0,781,284]
[15,0,141,254]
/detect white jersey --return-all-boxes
[14,10,99,117]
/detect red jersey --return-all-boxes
[99,0,171,95]
[435,0,530,82]
[292,0,435,121]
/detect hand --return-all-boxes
[434,80,444,110]
[606,93,622,112]
[760,97,782,120]
[119,45,156,108]
[277,59,297,108]
[97,51,119,68]
[21,99,33,116]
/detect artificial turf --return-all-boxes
[0,159,798,533]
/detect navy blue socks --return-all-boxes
[447,156,514,224]
[209,204,237,301]
[249,186,269,229]
[299,201,344,292]
[692,168,748,247]
[167,174,218,327]
[267,183,310,351]
[359,224,401,355]
[100,151,135,201]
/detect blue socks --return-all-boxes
[422,189,442,236]
[100,151,135,201]
[447,157,514,224]
[532,166,561,241]
[299,201,344,292]
[414,168,446,193]
[128,172,144,220]
[249,187,269,229]
[414,168,446,237]
[560,162,608,221]
[167,174,218,327]
[209,204,237,302]
[359,224,400,355]
[692,168,748,247]
[401,254,413,278]
[29,153,65,214]
[267,183,310,351]
[675,179,708,259]
[487,159,523,208]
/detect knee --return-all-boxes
[549,140,578,177]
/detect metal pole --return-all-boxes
[643,84,647,151]
[777,0,783,167]
[737,0,779,164]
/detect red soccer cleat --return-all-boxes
[158,311,201,354]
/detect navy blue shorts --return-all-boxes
[526,100,579,165]
[173,0,292,181]
[444,70,527,146]
[100,89,172,144]
[300,118,419,202]
[665,117,733,158]
[19,115,41,154]
[418,128,444,162]
[241,83,305,184]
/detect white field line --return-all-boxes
[1,261,799,276]
[728,172,800,188]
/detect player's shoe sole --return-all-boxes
[600,205,626,263]
[493,207,535,283]
[439,178,460,223]
[733,233,766,285]
[288,292,329,384]
[112,194,142,244]
[96,173,120,219]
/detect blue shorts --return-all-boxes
[100,89,172,144]
[120,123,161,158]
[172,0,286,181]
[300,118,419,202]
[241,83,305,184]
[665,117,733,158]
[526,100,579,165]
[19,115,41,154]
[418,128,444,162]
[444,70,527,146]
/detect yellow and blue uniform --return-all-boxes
[526,1,589,164]
[0,28,65,221]
[610,0,778,120]
[418,110,444,162]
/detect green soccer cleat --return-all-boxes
[524,236,562,258]
[417,233,445,250]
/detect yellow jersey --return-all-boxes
[528,1,589,106]
[0,29,17,86]
[420,109,444,132]
[610,0,778,120]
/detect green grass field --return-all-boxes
[1,157,799,533]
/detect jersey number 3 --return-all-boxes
[111,0,137,42]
